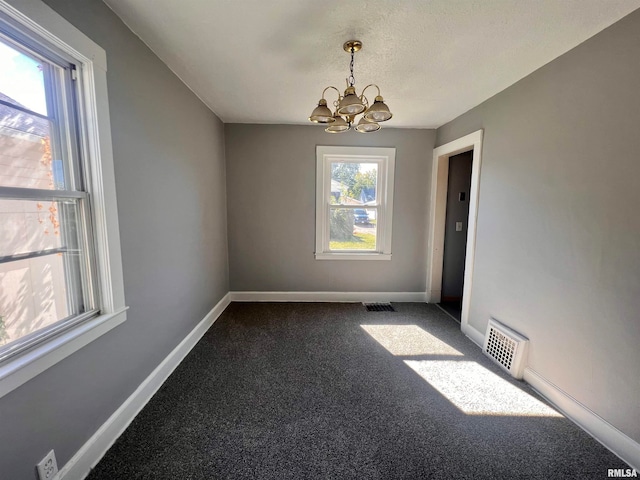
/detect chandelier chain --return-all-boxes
[348,47,356,86]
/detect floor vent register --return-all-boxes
[483,319,529,379]
[364,303,396,312]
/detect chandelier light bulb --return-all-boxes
[308,98,335,124]
[355,116,381,133]
[325,112,350,133]
[364,95,393,122]
[337,86,366,116]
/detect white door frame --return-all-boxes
[426,130,483,340]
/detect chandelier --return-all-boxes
[308,40,393,133]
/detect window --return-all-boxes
[315,146,395,260]
[0,2,126,398]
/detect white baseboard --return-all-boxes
[524,367,640,470]
[229,291,427,303]
[58,293,231,480]
[425,289,441,303]
[461,323,484,347]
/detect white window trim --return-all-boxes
[315,146,395,260]
[0,0,127,399]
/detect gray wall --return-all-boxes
[0,1,229,478]
[225,124,435,293]
[437,9,640,442]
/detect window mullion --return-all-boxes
[373,205,383,252]
[331,204,380,209]
[76,197,98,311]
[324,159,332,252]
[0,186,87,200]
[0,98,53,121]
[0,247,72,265]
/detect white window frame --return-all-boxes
[315,146,395,261]
[0,0,127,398]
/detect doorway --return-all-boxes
[426,130,484,345]
[440,151,473,321]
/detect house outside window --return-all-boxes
[315,146,395,260]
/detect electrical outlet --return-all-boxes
[36,450,58,480]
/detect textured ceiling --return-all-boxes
[103,0,640,128]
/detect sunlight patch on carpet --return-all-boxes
[405,360,562,417]
[360,324,463,356]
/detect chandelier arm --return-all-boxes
[360,84,381,102]
[322,86,342,101]
[357,95,369,111]
[322,86,341,98]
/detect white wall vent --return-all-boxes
[483,319,529,379]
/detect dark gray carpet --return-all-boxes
[87,303,629,479]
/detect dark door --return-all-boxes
[440,151,473,319]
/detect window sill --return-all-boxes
[315,252,392,261]
[0,307,128,399]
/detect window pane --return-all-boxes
[329,207,377,251]
[0,198,66,256]
[0,104,64,189]
[0,37,48,115]
[0,198,86,347]
[330,162,377,205]
[0,254,71,347]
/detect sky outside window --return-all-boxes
[0,37,48,115]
